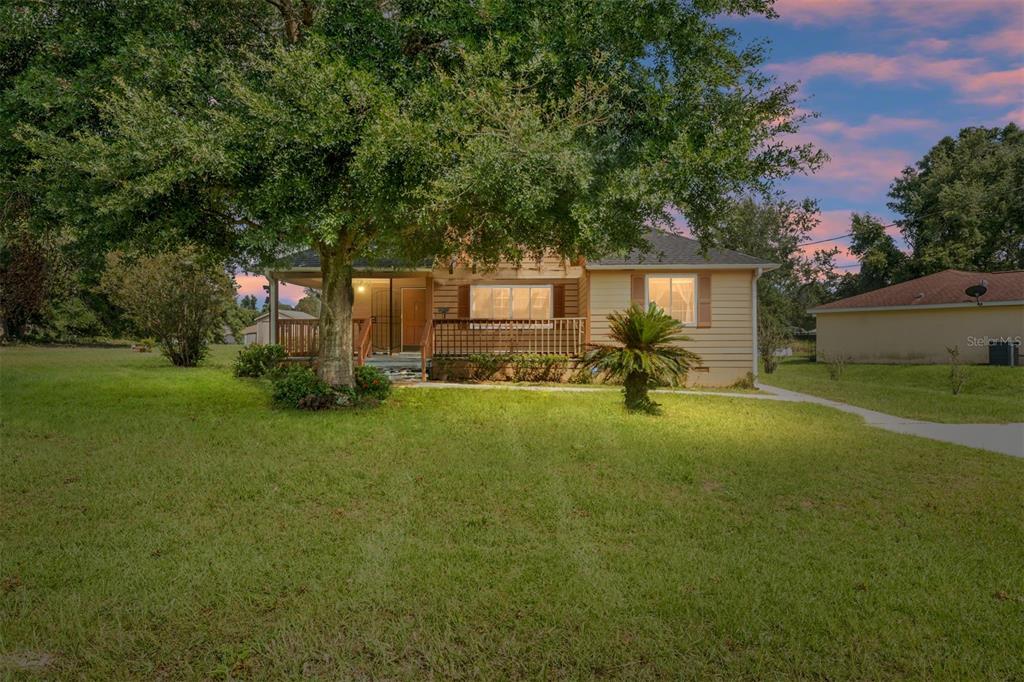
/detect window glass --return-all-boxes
[531,288,550,319]
[671,278,695,323]
[471,287,493,318]
[648,278,671,313]
[648,276,696,324]
[492,288,511,319]
[470,285,553,319]
[511,288,531,319]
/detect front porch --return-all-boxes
[266,258,588,381]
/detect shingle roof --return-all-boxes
[811,269,1024,312]
[282,232,774,271]
[589,231,775,268]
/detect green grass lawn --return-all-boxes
[2,346,1023,679]
[761,357,1024,424]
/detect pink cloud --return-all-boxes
[970,25,1024,55]
[798,209,906,268]
[770,53,1022,109]
[907,38,952,54]
[771,0,1021,27]
[1002,107,1024,124]
[790,127,913,199]
[957,67,1024,106]
[235,273,305,306]
[805,115,941,141]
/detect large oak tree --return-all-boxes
[7,0,822,386]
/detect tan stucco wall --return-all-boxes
[815,305,1024,364]
[588,269,755,387]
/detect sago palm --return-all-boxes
[584,303,701,413]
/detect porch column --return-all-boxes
[268,275,279,345]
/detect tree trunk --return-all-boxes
[318,240,355,387]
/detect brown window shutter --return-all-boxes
[697,274,712,328]
[457,285,470,318]
[552,284,566,318]
[630,274,645,306]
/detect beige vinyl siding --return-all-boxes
[816,305,1024,364]
[588,269,754,386]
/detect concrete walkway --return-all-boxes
[756,385,1024,458]
[403,381,1024,458]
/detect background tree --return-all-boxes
[888,123,1023,274]
[713,196,838,337]
[295,289,321,317]
[844,213,908,294]
[99,247,235,366]
[239,294,259,311]
[11,0,822,387]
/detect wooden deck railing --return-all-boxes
[276,318,318,357]
[430,318,586,358]
[420,319,434,381]
[276,317,373,365]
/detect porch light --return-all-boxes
[357,285,366,293]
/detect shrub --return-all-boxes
[824,355,846,381]
[947,345,968,395]
[354,365,391,401]
[271,365,334,409]
[569,366,594,384]
[583,304,700,414]
[98,246,235,367]
[730,372,756,390]
[468,353,508,382]
[758,313,789,374]
[510,354,569,382]
[234,344,286,378]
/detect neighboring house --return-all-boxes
[244,309,317,346]
[809,269,1024,364]
[266,232,776,386]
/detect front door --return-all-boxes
[371,287,390,353]
[402,288,426,349]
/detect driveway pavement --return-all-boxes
[407,381,1024,458]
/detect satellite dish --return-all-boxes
[965,282,988,306]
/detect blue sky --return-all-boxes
[240,1,1023,303]
[726,0,1022,264]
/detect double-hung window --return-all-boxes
[470,285,552,320]
[647,275,697,325]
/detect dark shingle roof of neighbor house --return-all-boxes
[811,269,1024,312]
[589,231,774,267]
[284,232,773,270]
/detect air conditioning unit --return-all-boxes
[988,340,1021,367]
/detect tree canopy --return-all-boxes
[887,123,1023,274]
[4,0,823,384]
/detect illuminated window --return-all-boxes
[647,275,696,325]
[470,286,552,319]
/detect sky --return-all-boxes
[238,0,1023,305]
[731,0,1023,267]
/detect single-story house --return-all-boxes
[243,309,317,346]
[808,269,1024,364]
[265,232,776,386]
